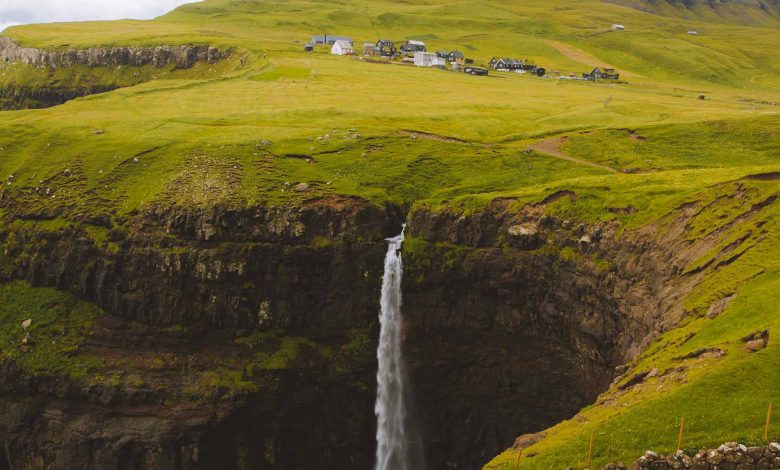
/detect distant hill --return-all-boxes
[607,0,780,27]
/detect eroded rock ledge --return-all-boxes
[0,37,227,69]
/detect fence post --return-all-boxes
[765,402,773,441]
[677,415,685,451]
[588,429,595,469]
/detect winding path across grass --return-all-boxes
[530,136,620,173]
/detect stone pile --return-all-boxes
[604,442,780,470]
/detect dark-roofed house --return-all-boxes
[311,34,353,45]
[400,40,427,54]
[583,67,620,81]
[489,57,524,71]
[448,50,465,64]
[375,39,396,58]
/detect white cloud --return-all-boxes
[0,0,198,27]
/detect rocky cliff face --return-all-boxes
[0,37,229,109]
[0,195,399,470]
[401,197,708,468]
[0,37,227,69]
[0,189,711,469]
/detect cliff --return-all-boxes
[0,37,227,69]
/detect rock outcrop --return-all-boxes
[0,37,227,69]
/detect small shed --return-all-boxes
[331,40,354,56]
[464,66,488,76]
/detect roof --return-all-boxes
[449,50,464,57]
[312,35,353,42]
[407,40,426,46]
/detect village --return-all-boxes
[305,34,622,82]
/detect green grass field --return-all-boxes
[1,0,779,467]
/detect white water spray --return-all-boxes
[375,226,416,470]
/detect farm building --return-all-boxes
[413,51,446,68]
[331,40,354,56]
[311,34,352,45]
[583,67,620,80]
[464,66,488,76]
[400,40,427,53]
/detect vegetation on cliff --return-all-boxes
[0,0,779,468]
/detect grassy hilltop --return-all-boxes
[1,0,780,468]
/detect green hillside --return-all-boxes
[1,0,779,468]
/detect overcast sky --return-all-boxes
[0,0,198,33]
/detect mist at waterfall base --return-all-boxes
[375,228,424,470]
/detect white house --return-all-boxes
[611,24,625,31]
[413,51,446,68]
[331,40,354,56]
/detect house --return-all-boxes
[611,24,625,31]
[583,67,620,81]
[331,40,354,56]
[448,50,465,64]
[489,57,524,71]
[311,34,353,45]
[413,51,446,68]
[400,40,426,54]
[375,39,396,58]
[464,66,488,76]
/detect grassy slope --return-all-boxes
[0,0,779,467]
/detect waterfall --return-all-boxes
[375,226,419,470]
